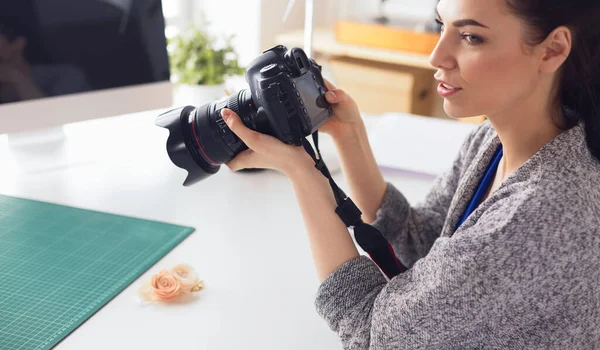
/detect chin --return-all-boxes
[442,99,484,119]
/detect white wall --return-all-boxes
[257,0,438,61]
[193,0,336,66]
[192,0,262,67]
[258,0,338,54]
[346,0,437,21]
[193,0,438,68]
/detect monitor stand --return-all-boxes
[5,125,75,174]
[6,125,66,147]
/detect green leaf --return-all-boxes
[168,24,246,86]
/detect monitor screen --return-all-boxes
[0,0,172,134]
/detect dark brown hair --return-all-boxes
[505,0,600,161]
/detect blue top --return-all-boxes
[455,144,503,230]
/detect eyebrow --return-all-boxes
[435,8,490,29]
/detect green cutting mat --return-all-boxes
[0,195,195,350]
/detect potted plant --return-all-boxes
[168,24,245,105]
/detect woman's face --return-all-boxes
[0,34,26,63]
[430,0,542,119]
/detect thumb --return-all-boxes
[324,88,352,106]
[324,78,353,106]
[323,78,337,91]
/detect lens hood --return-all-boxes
[155,106,219,186]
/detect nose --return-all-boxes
[428,33,457,71]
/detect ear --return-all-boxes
[538,26,571,74]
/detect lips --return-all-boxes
[436,80,462,98]
[435,78,461,90]
[434,74,463,97]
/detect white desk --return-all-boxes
[0,109,435,349]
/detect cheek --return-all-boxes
[455,49,536,115]
[465,51,519,91]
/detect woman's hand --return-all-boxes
[319,79,364,141]
[0,61,45,100]
[221,108,314,178]
[317,80,387,223]
[222,93,361,283]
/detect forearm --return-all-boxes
[287,163,359,282]
[14,79,45,100]
[332,121,387,223]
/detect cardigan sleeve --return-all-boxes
[370,125,479,267]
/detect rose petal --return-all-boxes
[170,264,200,292]
[138,280,155,302]
[150,270,182,301]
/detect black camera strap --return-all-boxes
[301,132,407,279]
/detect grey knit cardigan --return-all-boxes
[315,121,600,349]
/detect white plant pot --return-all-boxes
[172,84,227,107]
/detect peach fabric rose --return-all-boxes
[138,264,204,303]
[170,264,202,292]
[150,269,181,301]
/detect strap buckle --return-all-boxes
[335,198,362,227]
[314,158,330,177]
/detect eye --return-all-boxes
[435,19,445,32]
[462,34,484,45]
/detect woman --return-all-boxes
[0,20,91,103]
[221,0,600,348]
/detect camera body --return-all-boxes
[244,45,331,144]
[156,45,332,186]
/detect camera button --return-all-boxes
[260,63,279,78]
[299,99,304,106]
[302,108,308,115]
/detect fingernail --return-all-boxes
[326,91,336,102]
[221,109,231,122]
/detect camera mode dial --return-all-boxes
[260,63,280,78]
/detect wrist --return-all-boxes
[330,119,365,145]
[332,122,368,152]
[283,147,318,180]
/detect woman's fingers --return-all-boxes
[325,90,338,104]
[324,88,351,107]
[225,149,259,171]
[221,108,267,153]
[323,79,355,107]
[219,105,315,174]
[323,78,337,91]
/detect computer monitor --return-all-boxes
[0,0,172,135]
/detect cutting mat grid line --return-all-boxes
[0,195,194,350]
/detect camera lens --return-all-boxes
[156,89,256,186]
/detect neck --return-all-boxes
[486,84,563,179]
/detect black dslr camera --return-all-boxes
[156,45,407,279]
[156,45,332,186]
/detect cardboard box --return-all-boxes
[335,20,440,55]
[328,56,434,116]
